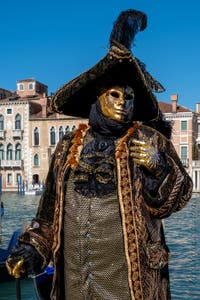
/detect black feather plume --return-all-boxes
[109,9,147,50]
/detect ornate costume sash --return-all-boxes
[115,123,143,300]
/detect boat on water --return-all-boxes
[0,228,22,283]
[25,189,43,196]
[0,228,53,299]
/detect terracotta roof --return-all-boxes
[0,87,14,93]
[17,78,35,83]
[158,101,193,113]
[17,78,48,88]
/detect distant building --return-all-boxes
[16,78,48,98]
[0,88,16,100]
[159,94,200,192]
[0,78,87,192]
[0,79,200,192]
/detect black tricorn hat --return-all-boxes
[50,9,165,121]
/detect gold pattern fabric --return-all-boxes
[18,124,193,300]
[63,171,131,299]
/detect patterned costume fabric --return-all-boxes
[7,9,193,299]
[19,123,193,300]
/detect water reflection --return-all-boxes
[0,193,199,299]
[0,193,39,249]
[165,196,200,299]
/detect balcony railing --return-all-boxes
[12,129,23,139]
[0,160,23,168]
[192,160,200,168]
[181,158,189,168]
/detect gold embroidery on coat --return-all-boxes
[116,124,143,300]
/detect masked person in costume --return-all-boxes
[7,9,193,300]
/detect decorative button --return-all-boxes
[33,222,40,229]
[86,233,91,239]
[88,261,93,267]
[98,141,108,151]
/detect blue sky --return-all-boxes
[0,0,200,111]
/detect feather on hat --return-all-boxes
[50,9,164,121]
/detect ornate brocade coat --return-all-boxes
[19,123,193,300]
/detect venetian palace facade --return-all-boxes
[0,79,87,192]
[0,79,200,192]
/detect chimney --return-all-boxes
[196,103,200,113]
[171,94,178,113]
[42,104,47,117]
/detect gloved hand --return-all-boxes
[129,139,166,176]
[6,243,43,278]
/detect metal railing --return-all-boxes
[181,158,189,168]
[0,160,23,168]
[12,129,23,139]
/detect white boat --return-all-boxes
[25,189,43,196]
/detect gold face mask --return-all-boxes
[99,86,134,123]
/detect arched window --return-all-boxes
[28,83,33,90]
[34,127,39,146]
[7,144,13,160]
[65,126,70,133]
[15,143,21,160]
[72,125,76,131]
[0,144,4,160]
[50,127,56,145]
[59,126,64,141]
[15,114,21,130]
[0,114,4,130]
[19,84,24,91]
[7,173,12,185]
[34,154,39,166]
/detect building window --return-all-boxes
[181,146,187,159]
[28,83,34,90]
[0,144,4,160]
[197,123,200,135]
[15,143,21,160]
[7,108,12,115]
[19,84,24,91]
[181,120,188,131]
[16,173,21,184]
[72,125,76,131]
[34,154,39,166]
[7,144,13,160]
[50,127,56,145]
[7,173,12,185]
[34,127,39,146]
[59,126,64,141]
[180,146,188,167]
[0,114,4,130]
[65,126,70,133]
[15,114,21,130]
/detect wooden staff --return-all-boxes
[6,258,25,300]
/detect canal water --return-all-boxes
[0,192,199,300]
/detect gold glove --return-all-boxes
[129,139,164,176]
[6,256,25,279]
